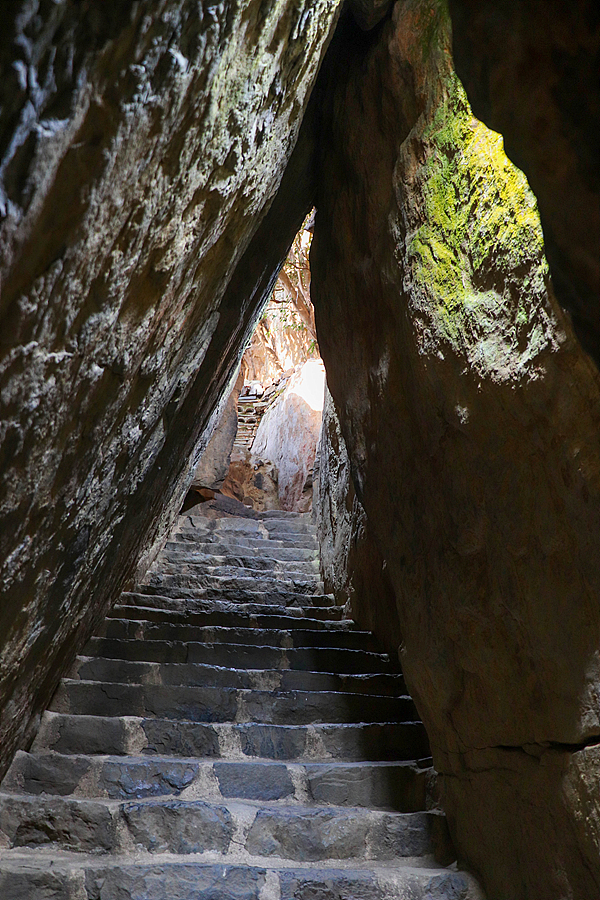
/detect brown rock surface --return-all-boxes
[311,3,600,896]
[315,387,400,654]
[0,0,340,776]
[449,0,600,362]
[252,359,325,511]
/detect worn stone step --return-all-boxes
[164,541,318,562]
[0,853,484,900]
[184,515,316,537]
[33,713,430,761]
[174,530,319,550]
[0,792,438,861]
[137,581,333,606]
[50,680,416,725]
[120,592,345,620]
[183,517,317,539]
[158,556,321,579]
[4,752,429,811]
[142,572,325,597]
[107,604,353,633]
[96,619,378,652]
[83,637,398,673]
[159,551,320,575]
[70,657,406,696]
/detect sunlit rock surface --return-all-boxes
[252,359,325,511]
[0,0,340,776]
[311,2,600,897]
[449,0,600,363]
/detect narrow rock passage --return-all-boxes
[0,504,484,898]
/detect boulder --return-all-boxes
[0,0,341,775]
[311,3,600,897]
[252,359,325,511]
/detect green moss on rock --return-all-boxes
[404,30,554,379]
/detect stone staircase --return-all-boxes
[0,505,484,899]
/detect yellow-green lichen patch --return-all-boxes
[404,66,556,380]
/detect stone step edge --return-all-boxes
[58,677,409,701]
[0,791,435,820]
[0,848,469,877]
[107,607,355,629]
[7,749,428,769]
[32,712,427,757]
[70,656,404,681]
[120,592,343,616]
[101,619,370,637]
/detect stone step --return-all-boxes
[107,604,353,633]
[49,681,416,725]
[70,657,406,696]
[184,515,317,536]
[158,553,321,577]
[0,792,438,861]
[173,531,319,550]
[33,713,431,761]
[141,572,325,597]
[120,592,345,620]
[4,752,429,811]
[83,637,397,673]
[136,583,335,606]
[165,541,319,562]
[148,568,326,592]
[0,854,484,900]
[95,620,378,652]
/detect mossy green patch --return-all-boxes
[404,32,552,377]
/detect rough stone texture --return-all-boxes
[0,0,341,776]
[191,368,244,492]
[311,3,600,897]
[314,387,400,653]
[0,505,486,898]
[252,359,325,510]
[221,452,282,511]
[449,0,600,363]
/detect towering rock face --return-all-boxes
[315,387,400,654]
[0,0,340,776]
[311,3,600,897]
[449,0,600,363]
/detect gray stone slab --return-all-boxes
[214,762,295,801]
[70,657,405,695]
[123,800,233,854]
[99,620,378,652]
[106,605,354,633]
[244,807,432,861]
[0,794,116,852]
[83,638,396,674]
[51,681,413,725]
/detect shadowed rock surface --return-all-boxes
[311,2,600,897]
[0,0,340,776]
[315,387,400,655]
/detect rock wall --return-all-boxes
[314,387,400,654]
[449,0,600,363]
[311,3,600,897]
[191,368,244,495]
[252,358,325,511]
[0,0,341,776]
